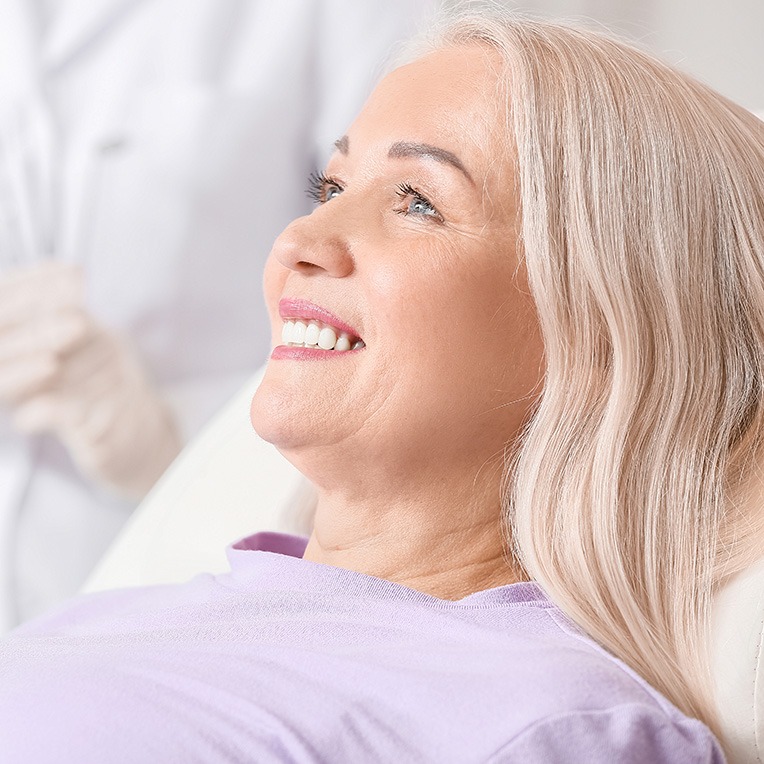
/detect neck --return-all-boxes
[302,481,525,601]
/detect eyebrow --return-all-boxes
[332,135,474,186]
[388,141,474,185]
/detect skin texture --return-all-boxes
[250,45,545,600]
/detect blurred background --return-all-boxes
[469,0,764,109]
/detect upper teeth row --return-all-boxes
[281,320,363,351]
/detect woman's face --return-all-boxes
[251,45,544,487]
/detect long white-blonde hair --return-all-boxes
[408,5,764,750]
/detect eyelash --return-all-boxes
[394,183,443,223]
[306,173,444,224]
[306,171,342,204]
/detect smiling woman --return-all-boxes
[2,7,764,764]
[251,44,541,563]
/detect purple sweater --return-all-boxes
[0,531,724,763]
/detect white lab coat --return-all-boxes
[0,0,434,631]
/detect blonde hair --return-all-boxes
[414,6,764,750]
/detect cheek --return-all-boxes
[365,241,456,329]
[369,244,542,410]
[368,245,507,351]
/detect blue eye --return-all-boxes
[395,183,443,222]
[307,171,344,204]
[325,185,342,201]
[407,196,436,216]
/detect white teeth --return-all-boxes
[318,327,337,350]
[281,319,362,352]
[304,323,320,346]
[292,321,307,344]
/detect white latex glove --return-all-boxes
[0,262,182,498]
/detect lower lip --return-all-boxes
[270,345,363,360]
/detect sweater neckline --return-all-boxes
[226,531,549,610]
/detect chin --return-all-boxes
[250,368,322,451]
[250,378,294,448]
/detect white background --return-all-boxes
[445,0,764,110]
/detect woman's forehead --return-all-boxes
[377,46,500,130]
[345,46,506,173]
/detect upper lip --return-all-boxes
[278,298,362,340]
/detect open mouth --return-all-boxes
[281,319,364,352]
[278,298,365,353]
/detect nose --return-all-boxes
[271,212,355,278]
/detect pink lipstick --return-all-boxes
[278,298,361,340]
[272,298,364,361]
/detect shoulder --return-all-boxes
[479,603,725,761]
[487,704,725,763]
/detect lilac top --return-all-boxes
[0,532,723,763]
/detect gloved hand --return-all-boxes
[0,262,182,498]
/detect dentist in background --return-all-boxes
[0,0,435,632]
